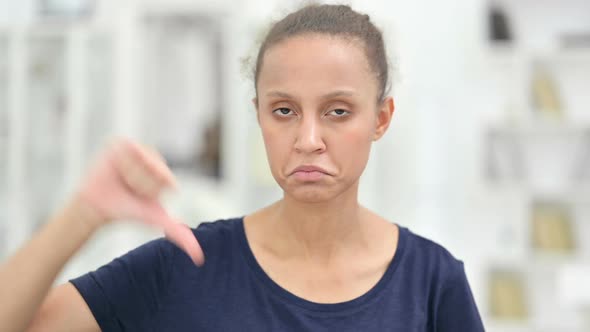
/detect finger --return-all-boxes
[114,143,165,198]
[124,141,177,189]
[132,199,172,228]
[141,145,178,189]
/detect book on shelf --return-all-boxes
[489,268,528,320]
[530,62,563,119]
[531,200,575,253]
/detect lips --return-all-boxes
[289,165,332,182]
[290,165,331,175]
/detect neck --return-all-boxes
[267,182,370,262]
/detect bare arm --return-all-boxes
[0,199,102,332]
[27,283,99,332]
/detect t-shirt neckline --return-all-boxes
[235,216,407,315]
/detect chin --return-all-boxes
[280,179,352,203]
[287,187,335,203]
[273,171,359,203]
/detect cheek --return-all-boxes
[260,121,290,164]
[340,117,374,146]
[332,122,374,169]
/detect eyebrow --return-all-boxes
[265,90,356,100]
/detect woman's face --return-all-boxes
[255,34,393,203]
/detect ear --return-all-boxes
[373,97,395,141]
[252,97,260,124]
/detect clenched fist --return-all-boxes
[73,138,205,266]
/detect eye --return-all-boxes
[327,108,350,117]
[272,107,295,116]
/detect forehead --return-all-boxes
[257,34,376,98]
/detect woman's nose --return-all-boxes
[293,116,326,154]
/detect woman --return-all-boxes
[0,4,484,331]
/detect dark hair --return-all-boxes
[254,4,391,102]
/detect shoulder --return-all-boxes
[398,226,466,286]
[132,217,244,271]
[189,217,244,261]
[398,229,484,329]
[123,217,244,263]
[191,217,243,242]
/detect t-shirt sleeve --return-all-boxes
[69,237,178,331]
[436,262,485,332]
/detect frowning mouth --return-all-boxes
[290,165,330,175]
[289,165,332,181]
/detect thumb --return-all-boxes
[164,220,205,267]
[138,200,206,266]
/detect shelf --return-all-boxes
[485,123,590,188]
[488,122,590,136]
[486,46,590,77]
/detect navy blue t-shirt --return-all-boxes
[70,217,484,331]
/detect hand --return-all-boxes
[72,138,205,266]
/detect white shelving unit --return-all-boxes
[482,1,590,330]
[0,25,112,256]
[0,4,242,264]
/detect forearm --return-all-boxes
[0,197,102,332]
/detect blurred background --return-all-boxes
[1,0,589,330]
